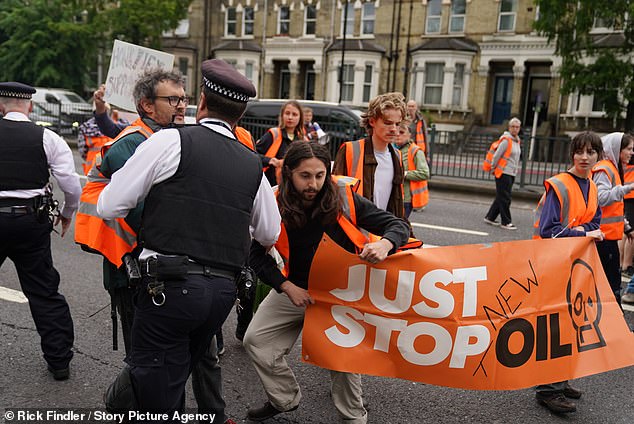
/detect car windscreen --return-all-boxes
[58,92,86,103]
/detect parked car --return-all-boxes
[239,99,365,156]
[29,102,76,135]
[184,105,197,124]
[32,87,93,134]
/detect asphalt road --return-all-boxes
[1,148,633,424]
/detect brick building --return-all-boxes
[161,0,629,135]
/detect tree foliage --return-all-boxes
[534,0,634,130]
[0,0,192,94]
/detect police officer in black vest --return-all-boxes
[97,60,281,417]
[0,82,81,381]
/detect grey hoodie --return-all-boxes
[593,132,632,207]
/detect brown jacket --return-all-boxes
[333,137,405,218]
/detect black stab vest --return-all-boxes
[141,125,263,272]
[0,119,49,190]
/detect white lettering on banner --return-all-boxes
[325,265,491,369]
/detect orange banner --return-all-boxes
[303,236,634,390]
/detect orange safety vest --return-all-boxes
[592,159,625,240]
[340,139,403,196]
[273,175,422,277]
[532,173,599,239]
[406,143,429,208]
[624,164,634,200]
[82,134,111,175]
[482,135,514,178]
[74,118,154,267]
[414,119,426,153]
[235,126,255,151]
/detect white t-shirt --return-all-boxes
[373,148,394,211]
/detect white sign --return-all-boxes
[104,40,174,112]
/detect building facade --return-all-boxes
[161,0,629,135]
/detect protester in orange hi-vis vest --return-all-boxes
[394,122,429,218]
[333,92,406,219]
[619,158,634,278]
[74,70,187,354]
[532,131,604,414]
[255,100,305,186]
[406,99,428,153]
[591,132,634,305]
[483,117,522,230]
[244,141,416,423]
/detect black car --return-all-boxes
[239,99,365,156]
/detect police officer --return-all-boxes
[97,60,281,416]
[0,82,81,381]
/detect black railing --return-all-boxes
[427,127,572,189]
[31,101,92,135]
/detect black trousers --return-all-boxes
[486,174,515,225]
[596,239,622,304]
[0,212,74,370]
[126,274,236,419]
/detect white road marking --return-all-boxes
[411,222,489,236]
[623,304,634,312]
[0,286,28,303]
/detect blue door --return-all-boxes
[491,76,513,124]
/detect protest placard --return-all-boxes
[104,40,174,112]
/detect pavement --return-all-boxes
[428,175,543,201]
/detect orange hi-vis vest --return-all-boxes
[532,173,599,239]
[235,126,255,151]
[482,135,514,178]
[82,134,111,175]
[273,175,422,277]
[263,127,283,170]
[406,143,429,208]
[340,139,402,196]
[415,119,426,153]
[74,118,154,267]
[592,159,625,240]
[624,164,634,200]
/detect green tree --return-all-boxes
[0,0,192,93]
[534,0,634,131]
[0,0,97,94]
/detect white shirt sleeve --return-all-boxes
[43,128,81,218]
[96,129,181,219]
[250,175,281,247]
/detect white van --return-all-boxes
[32,88,92,133]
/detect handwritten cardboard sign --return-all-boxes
[303,236,634,390]
[104,40,174,112]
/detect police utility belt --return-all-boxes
[136,255,237,307]
[0,196,41,215]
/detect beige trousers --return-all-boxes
[243,290,367,423]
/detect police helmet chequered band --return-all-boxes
[0,82,36,99]
[202,76,250,102]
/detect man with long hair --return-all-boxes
[244,142,411,423]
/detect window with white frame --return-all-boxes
[424,63,444,105]
[363,65,373,102]
[592,16,615,31]
[426,0,442,34]
[279,6,290,35]
[341,2,355,36]
[245,62,254,83]
[498,0,517,32]
[226,7,236,36]
[449,0,466,33]
[305,5,317,35]
[243,7,254,36]
[361,2,375,35]
[452,63,465,106]
[341,64,354,102]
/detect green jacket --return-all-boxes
[397,141,429,203]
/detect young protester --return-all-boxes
[256,100,305,185]
[532,131,604,413]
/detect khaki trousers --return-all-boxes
[244,290,367,423]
